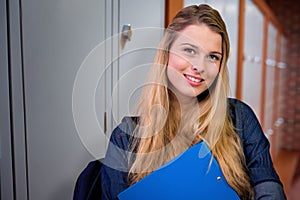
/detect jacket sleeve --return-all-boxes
[254,181,286,200]
[100,117,136,200]
[229,99,286,199]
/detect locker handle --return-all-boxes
[121,24,132,41]
[121,24,132,49]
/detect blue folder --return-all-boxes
[118,141,240,200]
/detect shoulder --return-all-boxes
[227,98,266,148]
[109,116,139,150]
[103,116,138,167]
[227,98,259,132]
[227,98,256,115]
[101,116,138,174]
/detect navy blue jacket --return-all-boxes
[74,98,286,200]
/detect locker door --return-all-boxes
[264,23,277,134]
[276,37,287,147]
[21,0,108,199]
[242,0,264,120]
[0,0,14,198]
[112,0,165,123]
[184,0,205,6]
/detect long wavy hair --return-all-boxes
[128,4,253,199]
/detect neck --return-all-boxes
[181,99,198,112]
[171,95,198,118]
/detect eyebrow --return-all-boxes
[210,51,223,56]
[180,43,199,50]
[181,42,223,56]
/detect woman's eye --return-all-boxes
[184,48,196,55]
[207,54,221,62]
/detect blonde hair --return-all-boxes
[128,4,253,199]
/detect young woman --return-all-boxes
[100,4,286,200]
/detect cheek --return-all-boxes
[166,65,180,84]
[206,65,219,79]
[168,53,189,71]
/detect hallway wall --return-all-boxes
[267,0,300,150]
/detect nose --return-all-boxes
[191,64,204,73]
[191,56,205,73]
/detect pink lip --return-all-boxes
[184,74,204,87]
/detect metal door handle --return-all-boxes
[121,24,132,41]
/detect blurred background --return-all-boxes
[0,0,299,199]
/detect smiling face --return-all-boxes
[167,24,222,103]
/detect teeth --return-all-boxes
[186,75,201,83]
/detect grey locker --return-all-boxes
[1,0,165,199]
